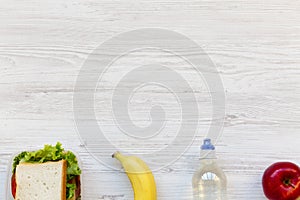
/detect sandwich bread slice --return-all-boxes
[12,142,81,200]
[15,160,67,200]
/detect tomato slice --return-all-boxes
[11,174,16,198]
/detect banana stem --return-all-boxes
[112,151,125,162]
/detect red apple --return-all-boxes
[262,162,300,200]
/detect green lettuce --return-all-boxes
[66,183,76,199]
[12,142,81,199]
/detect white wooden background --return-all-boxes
[1,1,300,199]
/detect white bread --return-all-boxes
[15,160,67,200]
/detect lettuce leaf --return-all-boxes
[66,183,76,199]
[12,142,81,199]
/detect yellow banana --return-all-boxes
[112,151,157,200]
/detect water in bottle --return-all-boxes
[192,138,227,200]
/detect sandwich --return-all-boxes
[11,142,81,200]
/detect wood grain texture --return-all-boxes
[1,0,300,199]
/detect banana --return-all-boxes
[112,151,157,200]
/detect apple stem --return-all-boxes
[283,178,296,188]
[288,183,296,188]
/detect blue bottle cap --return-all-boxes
[201,138,215,150]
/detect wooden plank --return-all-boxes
[1,0,300,199]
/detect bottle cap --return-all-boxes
[201,138,215,150]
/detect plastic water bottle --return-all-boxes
[192,138,227,200]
